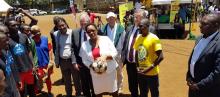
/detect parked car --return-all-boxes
[29,9,47,16]
[38,10,47,15]
[51,8,67,14]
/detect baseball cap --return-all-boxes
[106,12,116,19]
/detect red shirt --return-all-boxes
[90,13,96,23]
[92,47,100,60]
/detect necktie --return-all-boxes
[128,29,139,62]
[84,32,87,41]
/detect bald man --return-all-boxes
[187,13,220,97]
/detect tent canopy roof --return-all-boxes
[0,0,12,12]
[152,0,201,5]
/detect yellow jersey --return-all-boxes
[134,33,162,75]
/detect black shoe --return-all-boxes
[61,78,64,83]
[48,92,54,97]
[66,95,72,97]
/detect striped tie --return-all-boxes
[128,29,139,62]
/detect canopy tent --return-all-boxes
[152,0,201,5]
[152,0,171,5]
[0,0,12,12]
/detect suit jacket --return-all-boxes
[187,32,220,97]
[121,25,139,63]
[53,29,76,66]
[72,28,84,65]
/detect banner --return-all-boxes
[170,0,180,23]
[119,2,133,26]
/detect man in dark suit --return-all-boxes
[122,9,147,97]
[187,13,220,97]
[72,13,95,97]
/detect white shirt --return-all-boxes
[107,23,117,43]
[127,26,139,63]
[59,29,72,59]
[81,29,89,44]
[190,32,218,78]
[106,23,125,64]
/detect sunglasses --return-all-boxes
[32,32,41,38]
[139,24,149,28]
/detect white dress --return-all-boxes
[79,36,118,94]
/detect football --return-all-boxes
[92,60,107,74]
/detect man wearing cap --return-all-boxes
[100,12,125,93]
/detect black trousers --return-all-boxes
[60,58,82,96]
[138,74,159,97]
[125,60,139,97]
[80,65,95,97]
[20,84,36,97]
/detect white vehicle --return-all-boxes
[38,10,47,15]
[51,8,67,14]
[29,9,47,16]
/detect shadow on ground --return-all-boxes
[53,78,64,86]
[119,93,131,97]
[37,91,54,97]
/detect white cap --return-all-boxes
[141,6,146,9]
[106,12,116,19]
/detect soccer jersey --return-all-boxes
[134,33,162,75]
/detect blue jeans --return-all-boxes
[138,74,159,97]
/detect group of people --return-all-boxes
[50,9,164,97]
[0,8,54,97]
[0,4,219,97]
[0,7,165,97]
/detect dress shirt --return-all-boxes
[59,29,72,59]
[106,23,125,56]
[127,26,139,63]
[107,23,117,43]
[81,29,89,44]
[190,32,218,78]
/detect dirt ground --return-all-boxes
[27,14,201,97]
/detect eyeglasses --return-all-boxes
[139,24,149,28]
[86,29,97,34]
[32,32,40,38]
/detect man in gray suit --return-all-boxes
[72,13,95,97]
[54,17,82,97]
[187,13,220,97]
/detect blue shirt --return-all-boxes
[36,36,49,68]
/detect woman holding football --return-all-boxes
[79,23,119,97]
